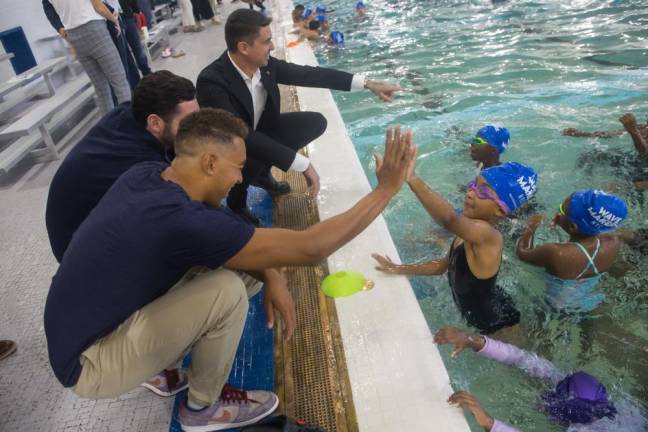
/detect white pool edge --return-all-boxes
[271,4,470,432]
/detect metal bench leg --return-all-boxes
[43,73,56,97]
[37,124,60,160]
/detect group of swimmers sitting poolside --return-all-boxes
[369,123,645,430]
[290,2,362,45]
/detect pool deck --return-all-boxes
[0,8,232,431]
[0,1,469,431]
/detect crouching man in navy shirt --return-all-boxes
[46,71,199,263]
[44,108,415,432]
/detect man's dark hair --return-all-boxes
[294,4,304,10]
[175,108,249,156]
[225,9,272,53]
[308,20,321,31]
[132,71,196,126]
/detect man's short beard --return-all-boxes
[160,124,175,152]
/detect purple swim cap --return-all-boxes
[542,372,617,426]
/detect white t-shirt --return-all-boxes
[50,0,105,30]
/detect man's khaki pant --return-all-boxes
[73,268,261,406]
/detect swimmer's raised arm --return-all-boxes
[620,113,648,157]
[405,173,500,247]
[516,215,556,269]
[561,127,624,139]
[371,252,448,275]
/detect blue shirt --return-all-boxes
[44,161,254,387]
[46,102,168,263]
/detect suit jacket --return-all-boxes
[196,51,354,171]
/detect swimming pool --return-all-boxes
[307,0,648,430]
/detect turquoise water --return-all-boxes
[308,1,648,430]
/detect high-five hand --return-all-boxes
[375,125,416,196]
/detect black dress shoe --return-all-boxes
[251,175,291,196]
[233,207,260,226]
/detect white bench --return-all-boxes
[0,75,96,175]
[0,57,67,101]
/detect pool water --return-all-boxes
[306,0,648,430]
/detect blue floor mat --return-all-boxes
[169,187,275,432]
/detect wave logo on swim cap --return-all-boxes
[517,175,536,201]
[586,206,623,228]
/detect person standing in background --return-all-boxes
[103,0,141,89]
[191,0,218,28]
[119,0,152,76]
[178,0,202,32]
[42,0,131,115]
[137,0,154,29]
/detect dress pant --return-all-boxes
[227,111,327,210]
[107,16,140,90]
[123,15,151,76]
[66,20,131,115]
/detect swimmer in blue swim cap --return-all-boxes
[315,13,329,30]
[373,161,538,335]
[434,326,644,431]
[327,30,344,46]
[517,189,627,313]
[356,0,366,16]
[470,124,509,170]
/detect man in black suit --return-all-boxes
[197,9,400,224]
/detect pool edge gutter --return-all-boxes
[270,3,471,432]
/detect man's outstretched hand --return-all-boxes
[374,125,417,196]
[366,80,402,102]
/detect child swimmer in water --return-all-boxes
[517,189,628,313]
[372,161,538,335]
[434,325,645,431]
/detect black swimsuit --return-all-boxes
[447,241,520,334]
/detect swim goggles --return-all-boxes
[471,136,489,146]
[559,202,566,216]
[467,180,510,214]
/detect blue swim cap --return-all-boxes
[303,8,313,18]
[477,124,510,154]
[542,372,617,426]
[316,5,326,13]
[329,31,344,45]
[567,189,627,235]
[316,14,326,23]
[356,1,365,9]
[480,161,537,214]
[477,125,511,154]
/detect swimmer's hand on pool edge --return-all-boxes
[365,79,402,102]
[447,391,495,431]
[433,325,485,358]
